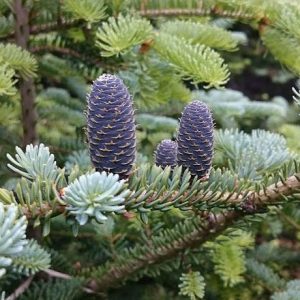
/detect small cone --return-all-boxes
[155,139,178,169]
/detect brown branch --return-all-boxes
[30,19,80,35]
[44,268,72,279]
[30,19,81,35]
[43,269,103,295]
[30,45,82,59]
[5,275,34,300]
[20,202,66,219]
[19,174,300,220]
[0,19,80,41]
[91,211,241,291]
[87,174,300,292]
[139,7,257,21]
[0,5,268,43]
[13,0,38,147]
[243,175,300,209]
[29,45,105,70]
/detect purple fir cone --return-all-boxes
[155,139,178,169]
[87,74,136,179]
[177,101,214,178]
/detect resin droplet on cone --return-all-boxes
[155,139,178,169]
[86,74,136,179]
[177,101,214,178]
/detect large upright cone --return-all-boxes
[87,74,136,179]
[177,101,214,178]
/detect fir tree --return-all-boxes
[0,0,300,299]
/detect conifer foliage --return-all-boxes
[0,0,300,299]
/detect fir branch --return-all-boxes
[0,19,81,41]
[215,129,293,180]
[20,203,65,220]
[62,0,106,24]
[261,27,300,76]
[85,211,241,291]
[63,172,129,225]
[83,173,300,291]
[0,15,13,38]
[44,269,72,280]
[7,165,300,220]
[205,230,254,287]
[18,278,83,300]
[30,45,82,59]
[139,7,257,21]
[5,139,300,221]
[0,63,17,96]
[275,207,300,231]
[153,33,230,87]
[118,56,191,109]
[193,89,288,130]
[0,43,37,79]
[11,240,51,276]
[246,258,286,291]
[160,20,239,51]
[30,46,104,70]
[7,144,59,181]
[0,203,27,277]
[96,14,153,57]
[179,271,206,299]
[271,279,300,300]
[43,269,96,294]
[5,275,33,300]
[30,19,80,35]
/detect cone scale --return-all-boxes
[87,74,136,179]
[177,101,214,178]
